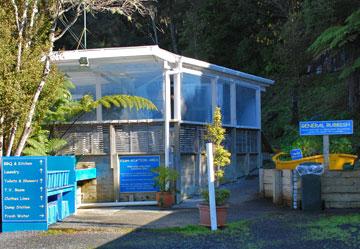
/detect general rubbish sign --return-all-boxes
[299,120,353,136]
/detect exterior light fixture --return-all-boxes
[79,57,89,67]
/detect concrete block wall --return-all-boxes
[77,155,114,202]
[79,179,97,203]
[260,169,301,206]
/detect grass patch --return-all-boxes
[304,214,360,247]
[151,220,251,236]
[42,227,136,236]
[152,225,212,236]
[42,228,82,236]
[226,220,251,236]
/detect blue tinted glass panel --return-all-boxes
[99,61,164,120]
[71,84,97,121]
[217,80,231,125]
[181,73,212,123]
[236,85,257,127]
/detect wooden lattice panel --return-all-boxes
[54,125,109,155]
[180,126,198,153]
[115,124,164,153]
[236,130,247,153]
[247,130,258,153]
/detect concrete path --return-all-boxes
[52,177,281,230]
[2,177,360,249]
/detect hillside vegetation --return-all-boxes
[56,0,360,154]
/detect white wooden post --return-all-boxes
[206,143,217,231]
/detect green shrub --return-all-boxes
[330,137,354,154]
[290,136,322,157]
[152,166,179,193]
[202,188,230,206]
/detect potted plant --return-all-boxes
[198,188,230,227]
[198,107,231,227]
[152,166,179,208]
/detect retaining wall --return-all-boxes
[259,168,360,208]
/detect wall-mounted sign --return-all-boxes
[290,149,303,160]
[299,120,353,136]
[119,155,160,193]
[1,157,47,232]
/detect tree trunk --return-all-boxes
[6,121,18,156]
[0,115,4,157]
[347,45,360,115]
[14,24,56,156]
[348,70,360,115]
[169,21,178,54]
[14,56,51,156]
[291,78,300,125]
[151,15,158,45]
[15,0,30,72]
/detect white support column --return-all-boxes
[256,88,261,129]
[211,77,218,115]
[256,89,262,170]
[164,62,171,167]
[110,124,119,202]
[230,82,237,126]
[174,59,182,121]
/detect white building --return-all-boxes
[52,45,274,203]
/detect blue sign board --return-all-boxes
[1,157,47,232]
[290,149,303,160]
[299,120,353,136]
[119,155,160,193]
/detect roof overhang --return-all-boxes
[51,45,274,87]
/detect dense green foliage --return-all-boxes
[0,0,153,156]
[201,188,230,206]
[55,0,360,154]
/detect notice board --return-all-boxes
[119,155,160,193]
[299,120,353,136]
[1,157,47,232]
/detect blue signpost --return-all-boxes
[299,120,353,170]
[119,155,160,193]
[1,157,48,232]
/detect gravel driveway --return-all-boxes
[1,177,360,249]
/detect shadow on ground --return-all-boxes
[2,177,360,249]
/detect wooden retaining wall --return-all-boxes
[260,168,360,208]
[322,170,360,208]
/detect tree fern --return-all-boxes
[308,9,360,57]
[23,130,67,156]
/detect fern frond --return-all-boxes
[23,147,47,156]
[46,138,67,155]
